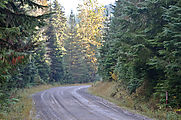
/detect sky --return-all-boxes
[56,0,116,15]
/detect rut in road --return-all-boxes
[32,85,151,120]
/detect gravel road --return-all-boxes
[32,85,151,120]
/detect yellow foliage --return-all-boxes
[76,0,105,72]
[36,0,48,6]
[110,72,118,81]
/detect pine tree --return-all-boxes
[33,29,50,83]
[0,0,49,85]
[63,10,91,83]
[0,0,49,113]
[152,1,181,107]
[98,0,181,108]
[46,0,66,83]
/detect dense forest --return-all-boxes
[0,0,180,117]
[98,0,181,108]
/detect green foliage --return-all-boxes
[98,0,181,108]
[45,0,66,83]
[0,0,50,114]
[151,1,181,107]
[63,10,92,83]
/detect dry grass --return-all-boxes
[89,81,181,120]
[1,84,55,120]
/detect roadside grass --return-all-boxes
[88,81,181,120]
[0,83,90,120]
[0,84,56,120]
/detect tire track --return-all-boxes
[33,85,151,120]
[71,86,135,120]
[53,95,79,120]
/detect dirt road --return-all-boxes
[33,85,151,120]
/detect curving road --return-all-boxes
[32,85,151,120]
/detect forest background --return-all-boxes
[0,0,180,119]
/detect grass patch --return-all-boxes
[89,81,181,120]
[0,84,56,120]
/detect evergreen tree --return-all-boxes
[63,10,92,83]
[151,1,181,107]
[33,29,50,83]
[46,0,66,83]
[98,0,181,108]
[0,0,49,113]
